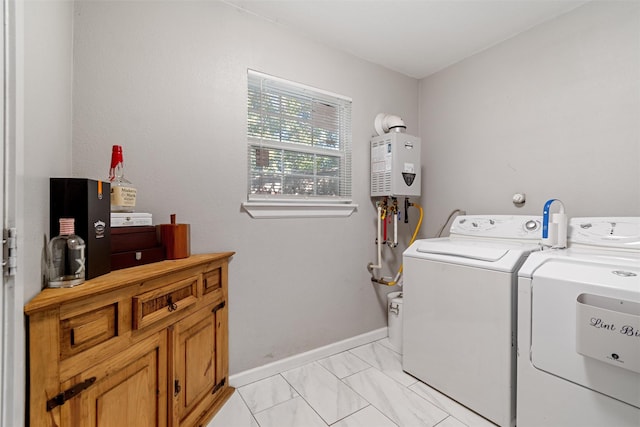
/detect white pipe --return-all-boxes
[370,206,382,270]
[393,209,398,247]
[391,270,402,285]
[374,113,406,136]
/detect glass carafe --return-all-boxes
[47,218,86,288]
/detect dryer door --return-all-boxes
[531,259,640,408]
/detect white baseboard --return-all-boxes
[229,327,387,388]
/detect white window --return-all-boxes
[243,70,357,218]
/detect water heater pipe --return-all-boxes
[374,113,406,136]
[393,211,398,247]
[372,202,423,286]
[369,205,383,271]
[383,211,388,243]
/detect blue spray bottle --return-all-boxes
[542,199,567,248]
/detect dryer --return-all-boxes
[403,215,542,427]
[517,217,640,427]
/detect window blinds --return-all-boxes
[247,70,352,202]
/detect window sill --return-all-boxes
[242,201,358,219]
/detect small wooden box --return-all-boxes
[111,226,165,270]
[111,247,165,270]
[111,226,158,252]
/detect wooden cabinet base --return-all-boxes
[25,253,234,427]
[194,387,235,427]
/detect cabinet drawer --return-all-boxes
[203,267,221,295]
[132,276,199,330]
[60,303,118,359]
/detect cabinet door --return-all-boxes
[62,331,167,427]
[172,300,227,426]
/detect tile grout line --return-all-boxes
[220,339,467,427]
[277,367,331,426]
[243,373,298,416]
[234,387,264,426]
[338,350,455,427]
[337,344,418,426]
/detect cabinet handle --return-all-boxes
[167,295,178,312]
[174,379,181,396]
[211,301,226,313]
[46,377,96,411]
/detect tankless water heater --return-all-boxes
[370,132,421,197]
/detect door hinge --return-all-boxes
[211,301,226,314]
[2,228,17,277]
[211,377,226,395]
[46,377,96,411]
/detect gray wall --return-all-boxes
[22,1,74,299]
[71,1,419,374]
[17,1,74,424]
[418,1,640,237]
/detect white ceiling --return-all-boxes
[223,0,589,79]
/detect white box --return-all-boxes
[110,212,153,227]
[576,293,640,374]
[370,132,421,197]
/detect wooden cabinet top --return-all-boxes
[25,252,234,315]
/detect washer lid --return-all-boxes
[405,238,539,272]
[416,241,509,262]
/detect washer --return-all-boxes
[517,217,640,427]
[403,215,542,427]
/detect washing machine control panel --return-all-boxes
[452,215,542,239]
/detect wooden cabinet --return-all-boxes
[172,301,228,426]
[25,253,234,427]
[63,331,167,427]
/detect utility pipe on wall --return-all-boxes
[370,200,423,286]
[369,205,383,271]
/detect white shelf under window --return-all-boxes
[242,201,358,218]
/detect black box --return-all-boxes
[50,178,111,279]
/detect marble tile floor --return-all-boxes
[208,338,496,427]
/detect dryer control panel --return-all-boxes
[569,217,640,249]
